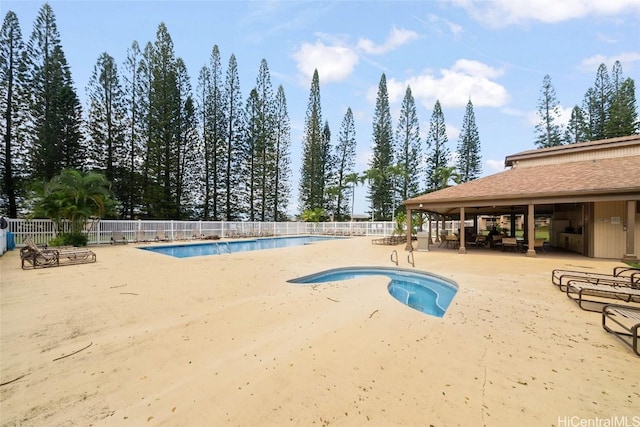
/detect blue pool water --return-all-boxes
[288,267,458,317]
[139,235,346,258]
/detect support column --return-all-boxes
[622,200,638,262]
[458,207,467,254]
[526,203,536,257]
[405,208,413,252]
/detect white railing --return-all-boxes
[5,218,400,247]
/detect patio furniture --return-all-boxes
[467,235,486,248]
[533,238,546,252]
[175,230,191,241]
[154,229,172,242]
[444,234,459,249]
[501,237,518,252]
[110,231,128,245]
[552,268,639,291]
[135,230,151,243]
[438,232,448,248]
[602,304,640,356]
[21,237,96,269]
[565,279,640,312]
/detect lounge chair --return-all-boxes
[444,234,459,249]
[602,304,640,356]
[552,267,639,291]
[533,238,546,252]
[21,237,96,269]
[467,235,486,248]
[134,229,152,243]
[565,279,640,311]
[174,230,191,241]
[501,237,518,252]
[154,229,172,242]
[200,234,220,240]
[110,231,128,245]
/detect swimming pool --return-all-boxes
[288,266,458,317]
[139,235,347,258]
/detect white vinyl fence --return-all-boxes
[0,228,6,255]
[5,219,399,247]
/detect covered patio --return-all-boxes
[402,136,640,261]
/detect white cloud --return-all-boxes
[292,40,359,83]
[357,27,420,55]
[485,159,505,173]
[453,0,640,27]
[526,104,574,126]
[426,14,464,37]
[447,124,461,143]
[500,107,528,117]
[580,51,640,71]
[375,59,509,109]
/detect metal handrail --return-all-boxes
[407,250,415,267]
[390,250,398,266]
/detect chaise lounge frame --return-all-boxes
[565,279,640,312]
[602,304,640,356]
[21,237,97,270]
[552,267,639,291]
[110,230,128,245]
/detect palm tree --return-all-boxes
[344,172,360,220]
[385,163,409,222]
[30,169,116,243]
[434,166,461,190]
[325,185,342,221]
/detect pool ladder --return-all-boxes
[391,250,398,265]
[217,241,230,255]
[391,249,415,267]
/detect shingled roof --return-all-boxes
[403,137,640,216]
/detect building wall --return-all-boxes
[592,201,639,259]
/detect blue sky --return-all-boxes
[4,0,640,216]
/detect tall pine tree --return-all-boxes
[334,107,357,220]
[368,73,394,220]
[606,61,638,137]
[272,85,291,221]
[23,3,84,181]
[394,86,421,200]
[534,74,563,148]
[299,69,324,213]
[221,54,244,220]
[455,99,482,182]
[425,100,450,191]
[0,10,26,217]
[564,105,587,144]
[86,52,127,191]
[253,59,275,221]
[120,40,145,218]
[144,23,180,218]
[244,88,259,221]
[589,64,612,141]
[198,45,226,220]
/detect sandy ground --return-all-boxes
[1,236,638,427]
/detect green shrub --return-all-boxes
[49,233,88,247]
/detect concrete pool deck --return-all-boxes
[1,237,638,426]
